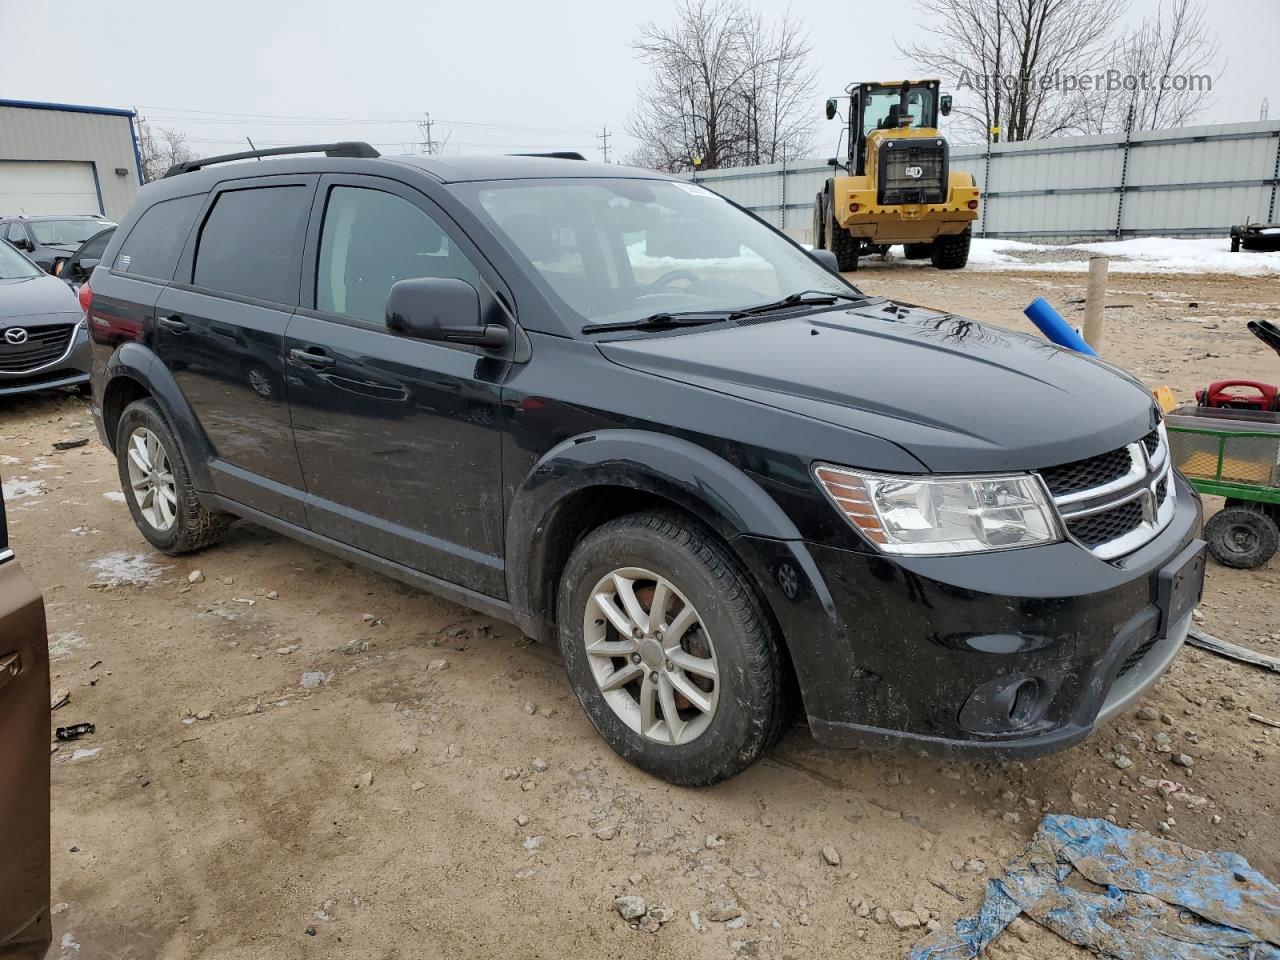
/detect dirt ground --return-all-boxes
[2,265,1277,960]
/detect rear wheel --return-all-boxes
[812,193,826,250]
[903,242,933,260]
[114,398,232,555]
[931,228,971,269]
[1205,505,1278,569]
[557,511,787,786]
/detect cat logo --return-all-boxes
[904,165,924,179]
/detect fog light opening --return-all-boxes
[1009,678,1041,726]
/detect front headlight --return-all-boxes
[814,463,1062,556]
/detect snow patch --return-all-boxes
[48,631,89,660]
[88,551,168,587]
[1,477,45,501]
[957,236,1280,275]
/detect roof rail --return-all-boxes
[510,151,587,161]
[163,141,380,178]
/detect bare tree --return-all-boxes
[1082,0,1219,133]
[136,121,198,181]
[626,0,817,172]
[899,0,1125,142]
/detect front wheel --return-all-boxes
[114,398,232,555]
[557,511,788,786]
[931,228,971,269]
[1205,505,1278,569]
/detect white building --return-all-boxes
[0,98,143,221]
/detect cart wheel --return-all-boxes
[1205,506,1279,569]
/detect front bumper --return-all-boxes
[0,324,90,397]
[734,472,1204,759]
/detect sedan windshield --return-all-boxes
[0,241,41,280]
[29,219,114,246]
[471,179,852,330]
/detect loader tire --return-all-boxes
[931,228,971,269]
[826,204,860,272]
[812,193,826,250]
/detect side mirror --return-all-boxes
[78,258,100,275]
[825,98,838,121]
[940,94,953,117]
[826,157,840,167]
[810,249,840,274]
[14,238,32,252]
[385,277,508,349]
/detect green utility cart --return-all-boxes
[1166,407,1280,568]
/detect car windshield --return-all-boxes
[471,178,852,330]
[0,241,41,280]
[29,219,114,246]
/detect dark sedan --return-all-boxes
[0,240,91,397]
[1,216,115,276]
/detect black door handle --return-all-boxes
[289,347,336,369]
[158,314,188,334]
[0,651,21,694]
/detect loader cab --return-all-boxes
[826,80,949,176]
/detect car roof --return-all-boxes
[387,154,673,183]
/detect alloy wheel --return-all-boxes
[582,567,719,745]
[125,427,178,532]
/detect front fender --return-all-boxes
[102,342,215,491]
[506,429,802,640]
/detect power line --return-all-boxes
[597,125,611,163]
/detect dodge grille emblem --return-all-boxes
[4,328,29,345]
[904,165,924,178]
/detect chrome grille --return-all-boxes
[0,323,75,373]
[1038,423,1175,560]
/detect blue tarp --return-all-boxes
[911,815,1280,960]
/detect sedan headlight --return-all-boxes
[814,463,1062,556]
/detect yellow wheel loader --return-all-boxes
[813,80,980,271]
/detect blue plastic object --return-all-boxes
[1024,297,1098,356]
[911,815,1280,960]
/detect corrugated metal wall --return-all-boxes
[0,103,142,220]
[686,119,1280,244]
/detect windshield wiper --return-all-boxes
[582,310,739,335]
[737,289,865,316]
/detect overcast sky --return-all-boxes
[7,0,1278,162]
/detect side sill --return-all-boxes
[205,494,519,628]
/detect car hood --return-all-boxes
[0,274,81,322]
[597,300,1159,473]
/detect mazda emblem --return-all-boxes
[4,328,28,345]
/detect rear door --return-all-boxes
[154,176,316,524]
[0,481,51,958]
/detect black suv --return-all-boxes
[1,215,116,275]
[86,143,1205,785]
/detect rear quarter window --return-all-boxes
[192,185,310,305]
[115,194,203,281]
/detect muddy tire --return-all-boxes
[557,510,788,786]
[827,203,860,272]
[931,228,971,269]
[903,242,933,260]
[812,193,826,250]
[114,398,232,555]
[1205,505,1278,569]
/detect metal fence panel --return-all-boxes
[684,119,1280,244]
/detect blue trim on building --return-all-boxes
[89,162,106,215]
[127,114,146,185]
[0,97,136,119]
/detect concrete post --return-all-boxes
[1083,256,1109,353]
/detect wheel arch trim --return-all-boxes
[506,430,802,639]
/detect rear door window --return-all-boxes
[115,194,203,280]
[193,185,310,305]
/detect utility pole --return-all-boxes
[597,125,611,163]
[417,113,436,155]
